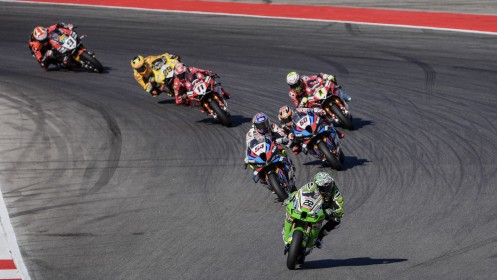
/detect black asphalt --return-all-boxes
[0,2,496,279]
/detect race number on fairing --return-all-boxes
[297,116,310,128]
[252,143,266,155]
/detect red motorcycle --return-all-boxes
[302,80,353,129]
[186,74,231,126]
[49,27,103,73]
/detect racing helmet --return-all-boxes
[286,71,304,94]
[131,55,148,75]
[278,105,293,127]
[33,26,48,42]
[313,172,334,196]
[252,112,270,134]
[174,63,188,80]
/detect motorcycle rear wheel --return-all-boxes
[268,172,288,201]
[318,141,343,171]
[287,230,304,270]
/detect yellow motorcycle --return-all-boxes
[150,56,181,95]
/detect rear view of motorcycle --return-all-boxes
[49,27,103,73]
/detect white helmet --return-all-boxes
[286,71,300,86]
[33,26,48,41]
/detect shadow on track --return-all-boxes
[45,66,112,73]
[229,115,252,127]
[196,114,251,127]
[157,99,176,104]
[303,257,407,269]
[350,117,374,130]
[303,156,370,170]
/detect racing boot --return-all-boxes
[182,94,191,106]
[337,130,345,139]
[284,243,290,255]
[315,238,323,249]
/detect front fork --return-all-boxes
[283,221,321,253]
[201,91,228,117]
[311,137,338,160]
[324,98,349,123]
[73,47,86,63]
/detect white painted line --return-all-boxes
[2,0,497,36]
[0,269,22,279]
[0,188,30,280]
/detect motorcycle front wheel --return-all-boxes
[287,230,304,270]
[329,103,353,129]
[79,51,103,73]
[209,99,231,127]
[268,172,288,201]
[317,141,343,171]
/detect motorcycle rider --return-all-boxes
[277,105,344,155]
[173,63,231,106]
[131,53,181,97]
[286,71,352,108]
[284,172,344,249]
[28,22,74,69]
[245,112,295,187]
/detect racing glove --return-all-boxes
[322,73,336,83]
[210,72,220,78]
[58,22,74,30]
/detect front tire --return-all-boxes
[268,172,288,201]
[317,141,343,171]
[79,51,103,73]
[330,103,353,129]
[287,230,303,270]
[209,99,231,126]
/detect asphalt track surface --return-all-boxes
[1,2,497,280]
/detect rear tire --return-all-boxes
[330,104,353,129]
[209,99,231,127]
[318,141,343,171]
[80,51,103,73]
[268,173,288,201]
[287,230,303,270]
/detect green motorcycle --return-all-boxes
[283,189,325,270]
